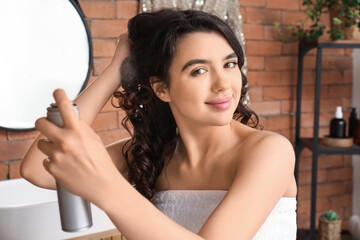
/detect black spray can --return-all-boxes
[47,103,93,232]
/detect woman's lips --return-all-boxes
[205,97,232,110]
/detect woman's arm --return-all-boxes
[101,132,295,240]
[35,91,295,240]
[20,34,130,189]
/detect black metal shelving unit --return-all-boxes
[294,40,360,240]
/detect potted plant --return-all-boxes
[319,210,342,240]
[274,0,360,43]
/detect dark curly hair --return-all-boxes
[111,9,259,201]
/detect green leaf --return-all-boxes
[333,17,343,24]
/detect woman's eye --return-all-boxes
[225,61,238,68]
[190,68,207,76]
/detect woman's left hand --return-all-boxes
[36,89,122,205]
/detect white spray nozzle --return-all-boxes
[335,106,343,119]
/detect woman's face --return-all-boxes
[162,31,242,128]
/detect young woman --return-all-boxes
[21,9,297,239]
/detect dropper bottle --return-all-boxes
[330,106,346,138]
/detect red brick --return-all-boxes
[266,115,293,131]
[79,1,116,19]
[282,43,298,56]
[90,19,128,38]
[303,56,316,70]
[280,71,297,85]
[320,99,343,113]
[301,85,315,100]
[246,56,265,70]
[91,111,118,131]
[263,86,295,100]
[297,184,311,200]
[345,48,354,56]
[327,168,352,182]
[265,56,297,71]
[298,169,327,185]
[323,56,353,70]
[7,130,39,141]
[317,182,346,197]
[98,129,131,146]
[9,160,21,179]
[248,87,262,102]
[239,0,266,7]
[323,48,345,56]
[345,206,353,219]
[242,24,264,40]
[266,0,299,10]
[298,197,330,214]
[345,180,353,193]
[299,113,333,128]
[247,71,282,86]
[343,70,353,83]
[246,8,281,25]
[0,130,6,141]
[343,156,352,167]
[282,11,306,25]
[116,1,138,19]
[341,98,353,111]
[0,163,8,180]
[246,41,282,56]
[263,25,282,41]
[249,101,281,116]
[324,84,352,99]
[318,155,344,169]
[281,99,314,114]
[0,139,33,162]
[321,71,343,84]
[302,70,315,85]
[297,213,310,229]
[93,57,112,76]
[330,194,352,209]
[93,39,117,58]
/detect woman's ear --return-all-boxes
[149,76,171,102]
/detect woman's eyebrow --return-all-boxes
[181,52,237,72]
[224,52,237,60]
[181,59,209,72]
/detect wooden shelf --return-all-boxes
[300,138,360,155]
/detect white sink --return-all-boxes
[0,178,116,240]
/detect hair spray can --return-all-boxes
[47,103,93,232]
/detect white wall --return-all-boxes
[352,49,360,215]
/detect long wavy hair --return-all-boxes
[111,9,259,200]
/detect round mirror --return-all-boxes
[0,0,92,131]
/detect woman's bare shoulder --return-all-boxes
[105,137,132,179]
[236,126,295,168]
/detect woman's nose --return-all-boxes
[211,70,231,93]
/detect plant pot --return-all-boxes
[329,5,360,40]
[318,218,342,240]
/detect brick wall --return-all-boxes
[0,0,353,231]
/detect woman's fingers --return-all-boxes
[35,117,62,141]
[37,138,55,158]
[53,89,79,128]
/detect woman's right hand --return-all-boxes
[110,32,131,69]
